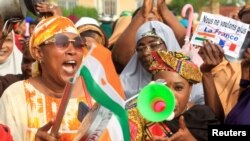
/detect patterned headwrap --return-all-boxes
[29,16,79,58]
[149,50,202,84]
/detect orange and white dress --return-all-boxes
[0,80,89,141]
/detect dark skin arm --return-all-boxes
[36,2,62,18]
[198,40,225,123]
[111,0,152,73]
[157,0,185,46]
[112,0,186,73]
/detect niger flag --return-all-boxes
[75,44,130,141]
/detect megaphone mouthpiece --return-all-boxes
[137,83,176,122]
[152,100,166,112]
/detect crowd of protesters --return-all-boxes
[0,0,250,140]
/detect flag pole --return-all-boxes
[50,78,74,136]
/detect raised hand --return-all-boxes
[198,40,224,73]
[157,0,167,16]
[35,121,60,141]
[142,0,153,19]
[36,2,62,17]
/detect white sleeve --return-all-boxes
[0,81,27,141]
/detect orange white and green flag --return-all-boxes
[74,44,130,141]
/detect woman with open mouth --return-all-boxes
[0,16,87,141]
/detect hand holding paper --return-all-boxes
[198,40,224,73]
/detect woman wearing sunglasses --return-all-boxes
[0,16,87,141]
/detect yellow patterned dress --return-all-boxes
[0,80,91,141]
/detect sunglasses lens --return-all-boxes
[73,37,84,48]
[54,34,69,48]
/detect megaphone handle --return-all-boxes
[144,122,173,139]
[159,122,173,137]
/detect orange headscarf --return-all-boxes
[29,16,79,58]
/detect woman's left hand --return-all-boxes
[157,0,170,17]
[199,40,224,73]
[152,116,197,141]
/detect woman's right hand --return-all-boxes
[35,121,60,141]
[198,40,224,73]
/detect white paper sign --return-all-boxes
[191,12,249,58]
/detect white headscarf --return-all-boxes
[0,32,22,76]
[120,21,181,99]
[75,17,100,28]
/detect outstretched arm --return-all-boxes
[157,0,186,46]
[199,40,225,123]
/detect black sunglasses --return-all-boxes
[40,33,86,49]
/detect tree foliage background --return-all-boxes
[168,0,209,15]
[27,6,98,20]
[62,6,98,20]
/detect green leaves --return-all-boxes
[62,6,98,20]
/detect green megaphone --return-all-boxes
[137,82,175,122]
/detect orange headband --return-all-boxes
[29,16,79,58]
